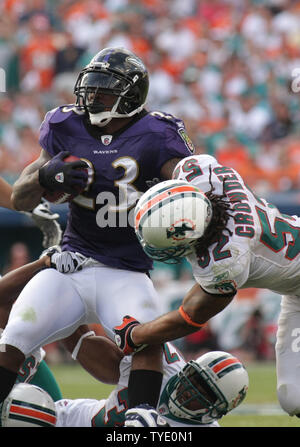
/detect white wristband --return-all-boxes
[71,331,95,360]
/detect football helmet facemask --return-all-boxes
[162,351,249,424]
[74,47,149,127]
[134,179,213,263]
[1,383,57,427]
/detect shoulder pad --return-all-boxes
[42,105,84,127]
[148,110,185,129]
[177,154,218,168]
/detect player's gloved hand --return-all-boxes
[40,245,61,264]
[24,198,62,248]
[114,315,147,355]
[124,404,170,427]
[41,247,88,273]
[49,250,88,273]
[38,151,88,195]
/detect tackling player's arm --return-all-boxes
[0,177,13,209]
[131,283,235,346]
[12,149,51,211]
[62,327,123,385]
[0,256,51,328]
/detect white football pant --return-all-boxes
[276,294,300,416]
[0,264,160,356]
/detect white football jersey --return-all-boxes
[16,348,46,384]
[0,322,45,384]
[173,154,300,296]
[55,342,219,427]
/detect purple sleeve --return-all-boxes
[38,108,62,157]
[155,123,195,172]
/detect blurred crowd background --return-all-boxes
[1,0,299,363]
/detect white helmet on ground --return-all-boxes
[161,351,249,424]
[1,383,57,427]
[134,179,212,263]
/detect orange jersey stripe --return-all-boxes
[10,404,56,425]
[212,358,240,374]
[135,185,198,228]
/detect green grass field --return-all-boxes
[50,360,300,428]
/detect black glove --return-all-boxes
[125,404,170,427]
[39,151,88,195]
[114,316,147,355]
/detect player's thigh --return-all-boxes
[276,294,300,414]
[96,268,160,333]
[1,269,86,355]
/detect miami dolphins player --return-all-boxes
[0,47,194,408]
[114,153,300,419]
[1,339,249,428]
[54,344,248,428]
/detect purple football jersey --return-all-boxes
[39,105,194,271]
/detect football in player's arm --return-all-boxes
[114,154,300,418]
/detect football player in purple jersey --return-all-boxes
[0,48,194,409]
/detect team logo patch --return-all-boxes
[178,128,195,153]
[214,279,237,295]
[101,135,113,145]
[230,386,248,410]
[166,219,195,241]
[55,172,64,183]
[126,57,145,70]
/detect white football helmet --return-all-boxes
[1,383,57,427]
[134,179,212,262]
[161,351,249,424]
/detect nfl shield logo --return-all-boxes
[101,135,113,145]
[55,172,64,183]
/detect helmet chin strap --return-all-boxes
[88,96,122,127]
[88,97,146,127]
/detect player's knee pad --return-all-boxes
[277,383,300,416]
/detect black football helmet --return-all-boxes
[74,47,149,126]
